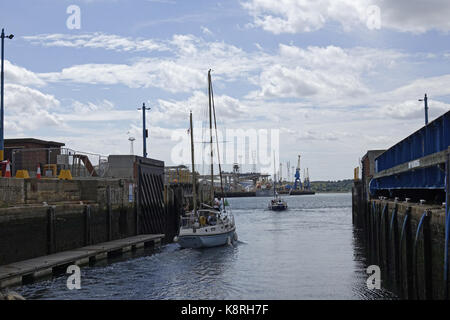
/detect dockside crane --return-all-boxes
[294,154,302,190]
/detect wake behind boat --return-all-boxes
[176,69,237,249]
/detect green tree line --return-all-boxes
[309,179,353,193]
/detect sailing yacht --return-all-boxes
[268,158,288,211]
[268,194,288,211]
[176,70,237,249]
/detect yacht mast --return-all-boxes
[190,111,196,214]
[210,74,225,201]
[273,152,276,197]
[208,69,214,202]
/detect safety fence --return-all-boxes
[9,147,108,178]
[165,166,193,184]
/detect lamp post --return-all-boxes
[137,103,151,158]
[128,137,135,155]
[1,28,14,161]
[419,93,429,126]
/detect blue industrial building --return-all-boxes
[370,110,450,201]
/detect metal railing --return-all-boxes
[11,147,108,178]
[165,166,193,184]
[180,204,234,230]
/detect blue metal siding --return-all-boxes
[375,111,450,172]
[369,165,445,194]
[369,110,450,195]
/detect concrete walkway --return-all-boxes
[0,234,164,289]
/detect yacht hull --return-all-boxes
[269,204,288,211]
[178,229,236,249]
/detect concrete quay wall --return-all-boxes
[0,177,137,265]
[0,178,134,207]
[0,202,137,265]
[353,187,448,299]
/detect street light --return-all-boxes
[128,137,135,155]
[137,102,151,158]
[1,28,14,161]
[418,93,428,126]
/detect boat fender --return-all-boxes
[173,236,179,242]
[233,232,238,242]
[227,236,231,246]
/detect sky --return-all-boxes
[2,0,450,180]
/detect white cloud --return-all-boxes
[296,130,348,141]
[201,26,214,36]
[27,33,405,102]
[375,0,450,34]
[23,33,169,53]
[4,60,45,87]
[384,74,450,100]
[58,99,140,122]
[378,99,450,120]
[154,90,249,125]
[25,33,266,88]
[242,0,369,34]
[5,84,59,112]
[247,45,403,103]
[38,59,204,92]
[242,0,450,34]
[4,84,62,132]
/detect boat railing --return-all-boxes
[180,208,234,229]
[180,214,198,227]
[221,206,235,226]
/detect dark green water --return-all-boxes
[17,193,397,299]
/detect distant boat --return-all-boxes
[268,155,288,211]
[176,70,237,249]
[268,195,288,211]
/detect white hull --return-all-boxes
[178,228,237,249]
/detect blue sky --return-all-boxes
[2,0,450,180]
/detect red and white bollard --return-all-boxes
[36,165,41,179]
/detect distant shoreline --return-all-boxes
[313,191,351,194]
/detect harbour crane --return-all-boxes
[294,154,302,190]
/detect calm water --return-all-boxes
[17,193,396,300]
